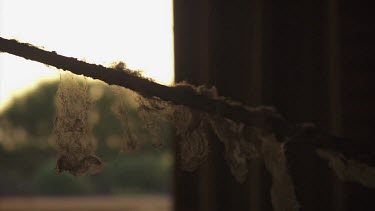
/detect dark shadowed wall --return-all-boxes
[173,0,375,210]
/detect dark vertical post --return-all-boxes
[327,1,345,210]
[248,1,266,211]
[339,1,375,210]
[262,1,338,210]
[173,1,213,210]
[174,0,271,210]
[327,0,342,136]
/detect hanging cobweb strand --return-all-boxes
[317,149,375,188]
[111,86,138,152]
[209,116,260,182]
[261,134,299,211]
[110,61,164,151]
[141,85,299,210]
[52,69,299,211]
[54,72,102,176]
[133,91,211,171]
[173,106,210,171]
[172,83,268,180]
[136,96,171,149]
[132,83,262,178]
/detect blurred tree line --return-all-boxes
[0,79,172,196]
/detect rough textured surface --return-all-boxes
[173,107,210,171]
[0,37,298,137]
[136,95,211,171]
[4,36,375,211]
[54,72,102,176]
[317,149,375,188]
[111,86,138,152]
[136,96,171,148]
[261,134,299,211]
[53,72,301,211]
[209,116,260,182]
[51,67,375,211]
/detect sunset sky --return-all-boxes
[0,0,174,108]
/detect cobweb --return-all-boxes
[54,72,102,176]
[53,66,299,211]
[53,69,279,179]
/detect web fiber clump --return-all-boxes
[110,61,164,150]
[173,106,210,171]
[52,67,277,185]
[111,86,138,152]
[54,72,102,176]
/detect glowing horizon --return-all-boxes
[0,0,174,108]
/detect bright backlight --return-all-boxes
[0,0,174,106]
